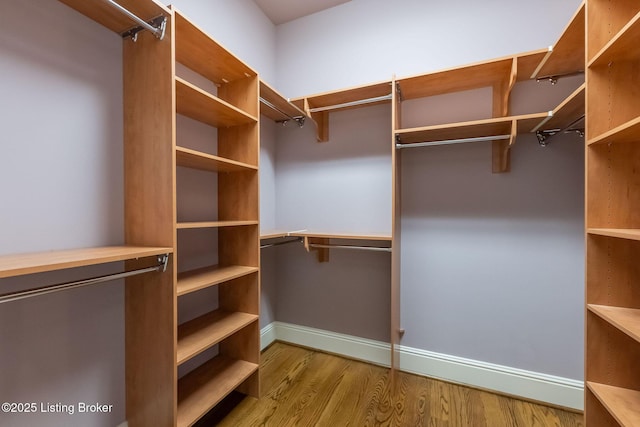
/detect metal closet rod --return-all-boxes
[396,134,510,149]
[0,254,169,305]
[260,237,303,249]
[308,94,393,113]
[308,243,392,253]
[259,97,305,127]
[102,0,167,40]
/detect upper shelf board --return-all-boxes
[395,112,550,145]
[0,246,173,279]
[175,77,257,128]
[260,81,306,122]
[532,83,585,132]
[291,80,393,114]
[531,2,585,79]
[59,0,170,35]
[174,9,257,85]
[397,50,547,100]
[291,231,392,241]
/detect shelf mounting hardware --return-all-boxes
[100,0,167,41]
[259,97,305,127]
[535,114,585,146]
[535,70,584,85]
[0,253,171,304]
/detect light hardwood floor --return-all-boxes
[199,342,584,427]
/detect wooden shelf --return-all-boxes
[589,305,640,343]
[176,77,257,128]
[260,81,306,122]
[176,146,257,173]
[291,231,392,241]
[260,230,291,240]
[292,80,392,113]
[0,246,173,279]
[59,0,169,35]
[177,310,258,365]
[588,382,640,427]
[177,220,258,230]
[395,112,549,145]
[396,51,545,101]
[588,116,640,146]
[531,2,585,79]
[174,9,256,85]
[588,228,640,242]
[177,355,258,427]
[589,10,640,68]
[533,84,585,132]
[177,265,258,296]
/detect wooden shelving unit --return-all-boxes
[172,7,260,426]
[586,0,640,425]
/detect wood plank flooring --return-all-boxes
[199,342,584,427]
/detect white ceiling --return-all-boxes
[253,0,352,25]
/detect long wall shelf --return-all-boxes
[177,310,258,365]
[0,246,173,279]
[177,265,258,297]
[260,80,306,123]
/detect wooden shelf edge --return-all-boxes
[587,228,640,242]
[177,265,258,296]
[177,356,258,427]
[176,146,257,172]
[177,220,259,230]
[588,304,640,343]
[259,80,306,122]
[177,311,258,365]
[0,246,173,279]
[588,382,640,427]
[587,116,640,146]
[588,10,640,68]
[175,77,258,126]
[531,1,585,79]
[290,231,392,242]
[531,83,585,132]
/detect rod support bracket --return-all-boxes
[122,15,167,42]
[158,254,169,272]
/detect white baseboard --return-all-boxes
[116,422,128,427]
[260,321,584,411]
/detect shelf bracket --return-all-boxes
[535,114,585,146]
[121,15,167,42]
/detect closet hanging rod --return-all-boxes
[259,97,305,126]
[308,94,393,113]
[102,0,167,41]
[396,134,510,149]
[308,243,392,253]
[260,237,303,249]
[0,254,169,305]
